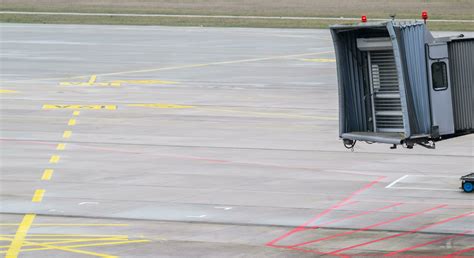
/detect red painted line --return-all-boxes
[328,211,473,255]
[307,202,403,231]
[266,176,385,246]
[443,247,474,257]
[384,230,471,256]
[290,204,447,248]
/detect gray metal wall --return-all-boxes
[394,23,432,135]
[331,29,369,136]
[448,38,474,132]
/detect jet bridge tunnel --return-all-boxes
[330,21,473,149]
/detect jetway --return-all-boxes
[330,21,473,149]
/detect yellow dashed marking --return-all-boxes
[68,119,76,126]
[43,104,117,110]
[49,155,60,164]
[56,143,66,150]
[0,89,18,94]
[5,214,35,258]
[127,103,195,109]
[300,58,336,62]
[111,79,179,85]
[32,190,45,202]
[41,169,54,181]
[73,111,80,116]
[63,131,72,139]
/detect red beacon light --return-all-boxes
[422,10,428,23]
[361,15,367,23]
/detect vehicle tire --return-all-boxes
[463,182,473,193]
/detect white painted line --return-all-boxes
[386,175,409,189]
[214,206,233,210]
[186,215,206,218]
[390,186,460,192]
[1,11,473,23]
[78,202,99,205]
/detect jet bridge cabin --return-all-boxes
[330,21,473,149]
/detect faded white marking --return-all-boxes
[214,206,233,210]
[187,215,206,218]
[386,175,409,188]
[78,202,99,205]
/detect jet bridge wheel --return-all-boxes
[462,182,473,193]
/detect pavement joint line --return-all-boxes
[31,190,45,203]
[49,155,60,164]
[63,130,72,139]
[41,169,54,181]
[4,214,36,258]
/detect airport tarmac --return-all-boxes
[0,23,473,257]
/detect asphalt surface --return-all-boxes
[0,24,473,257]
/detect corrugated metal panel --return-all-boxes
[331,29,371,136]
[386,22,411,137]
[396,23,432,135]
[448,38,474,132]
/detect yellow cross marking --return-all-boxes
[73,111,80,116]
[1,233,152,257]
[56,143,66,150]
[68,119,76,126]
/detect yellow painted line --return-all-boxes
[127,103,195,109]
[31,189,45,202]
[56,143,66,150]
[41,169,53,181]
[43,104,117,110]
[300,58,336,62]
[49,155,60,164]
[0,224,128,227]
[73,111,80,116]
[92,51,334,77]
[5,51,333,82]
[0,89,18,94]
[63,131,72,139]
[88,75,97,85]
[5,214,35,258]
[68,119,76,126]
